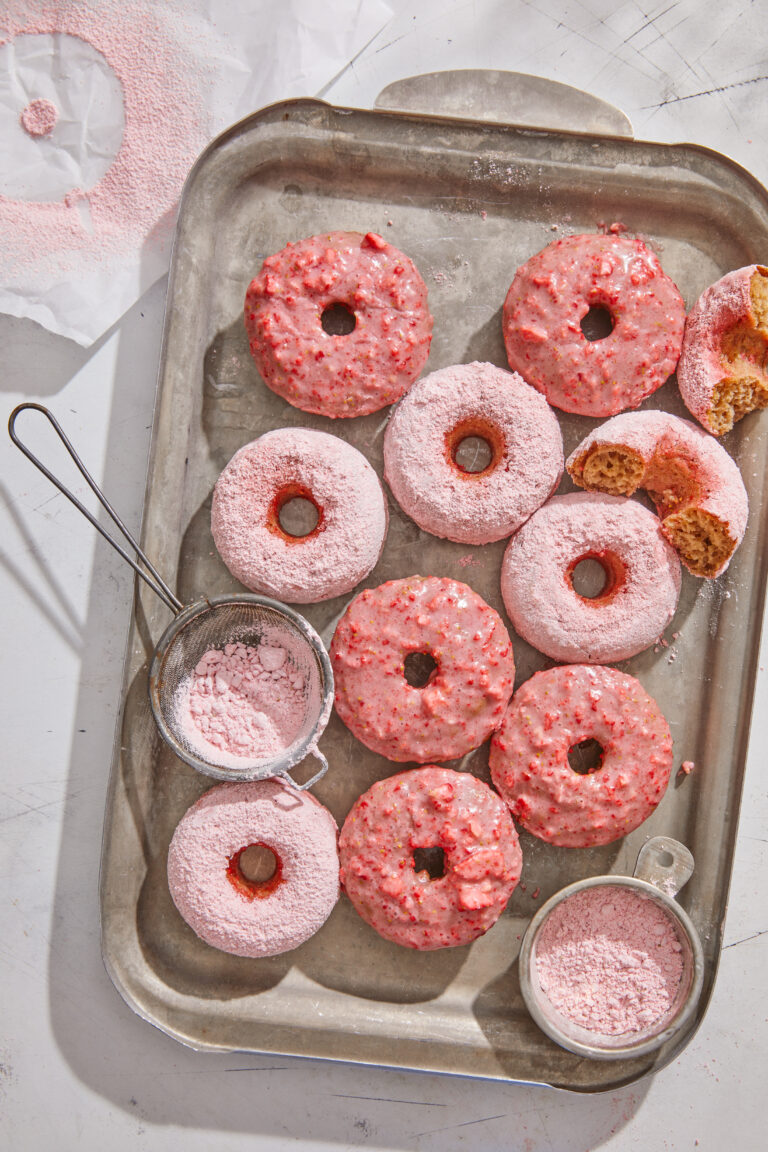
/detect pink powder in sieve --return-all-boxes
[534,886,685,1036]
[20,97,58,136]
[175,641,311,769]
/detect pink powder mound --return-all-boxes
[167,780,340,958]
[175,641,310,769]
[534,885,685,1036]
[20,97,58,137]
[1,1,214,274]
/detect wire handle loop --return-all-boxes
[8,402,183,615]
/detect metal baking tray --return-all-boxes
[100,71,768,1092]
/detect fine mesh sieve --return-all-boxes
[9,403,333,789]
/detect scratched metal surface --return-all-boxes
[99,95,768,1092]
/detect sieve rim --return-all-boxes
[518,873,705,1061]
[147,593,334,786]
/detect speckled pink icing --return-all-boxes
[503,233,685,416]
[677,264,768,433]
[339,766,522,949]
[244,231,433,418]
[383,361,563,544]
[534,885,684,1032]
[489,665,673,847]
[500,493,681,663]
[211,427,388,603]
[330,575,516,763]
[167,780,339,958]
[567,409,748,577]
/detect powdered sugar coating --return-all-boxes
[167,780,339,958]
[534,885,684,1034]
[383,361,563,544]
[211,427,388,603]
[503,233,685,416]
[501,493,681,663]
[330,575,516,762]
[567,409,748,577]
[245,231,433,418]
[339,766,522,949]
[677,265,768,434]
[20,97,58,137]
[489,665,673,848]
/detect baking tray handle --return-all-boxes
[375,69,633,137]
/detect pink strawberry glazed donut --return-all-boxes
[330,575,516,762]
[677,264,768,436]
[489,665,673,848]
[383,361,564,544]
[500,493,681,664]
[339,766,523,949]
[502,233,685,417]
[566,410,749,578]
[167,780,340,957]
[244,231,433,418]
[211,427,388,603]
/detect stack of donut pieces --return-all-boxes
[167,229,765,959]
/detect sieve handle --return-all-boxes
[282,747,329,791]
[8,403,184,616]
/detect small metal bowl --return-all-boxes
[519,837,705,1060]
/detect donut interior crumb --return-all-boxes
[578,446,644,494]
[661,507,735,578]
[708,266,768,435]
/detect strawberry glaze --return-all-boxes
[245,231,433,418]
[339,766,522,950]
[211,427,388,603]
[500,493,681,664]
[502,233,685,417]
[330,576,516,763]
[167,780,339,958]
[383,361,563,544]
[489,665,673,848]
[567,410,748,578]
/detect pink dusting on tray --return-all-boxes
[176,641,309,768]
[1,0,213,273]
[20,97,58,136]
[534,886,684,1036]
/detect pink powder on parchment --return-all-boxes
[20,97,58,136]
[176,641,308,769]
[1,0,214,276]
[534,886,684,1036]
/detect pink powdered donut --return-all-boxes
[567,410,749,578]
[339,766,522,949]
[502,233,685,417]
[167,780,340,957]
[383,361,563,544]
[244,231,433,418]
[330,575,516,763]
[677,264,768,436]
[211,427,388,603]
[489,665,673,848]
[500,493,681,664]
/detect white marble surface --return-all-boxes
[1,2,767,1149]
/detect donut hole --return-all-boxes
[227,842,283,899]
[568,738,605,775]
[269,483,323,541]
[321,302,357,336]
[403,650,438,688]
[568,551,625,602]
[580,305,615,342]
[446,417,504,477]
[413,846,446,880]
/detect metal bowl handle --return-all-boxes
[281,747,329,792]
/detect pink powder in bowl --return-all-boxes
[174,640,312,771]
[532,885,685,1038]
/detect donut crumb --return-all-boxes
[706,267,768,434]
[578,446,644,495]
[662,507,735,577]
